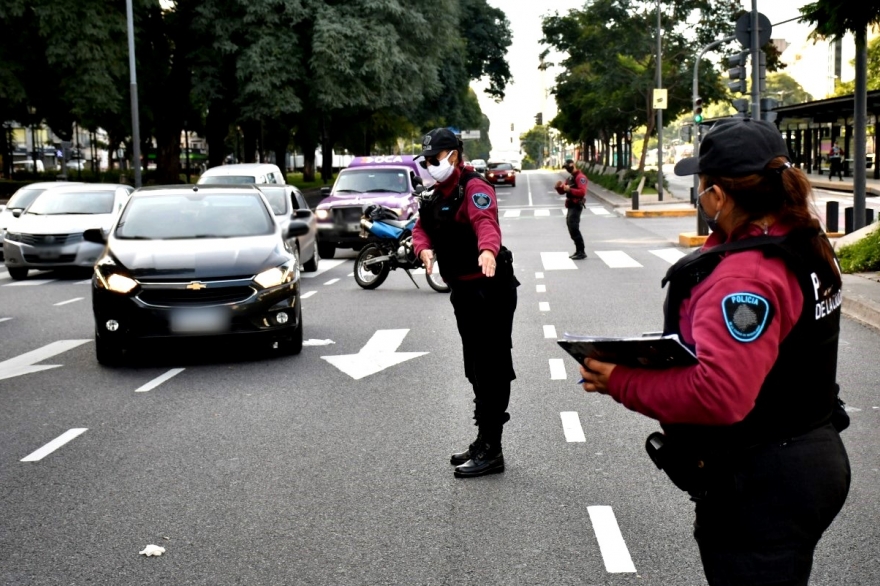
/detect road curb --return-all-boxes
[842,295,880,332]
[626,209,696,218]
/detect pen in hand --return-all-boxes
[577,378,586,384]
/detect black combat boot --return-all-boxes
[453,427,504,478]
[450,431,482,465]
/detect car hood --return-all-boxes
[319,192,413,209]
[12,213,115,234]
[108,235,289,280]
[0,209,15,230]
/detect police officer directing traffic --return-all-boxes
[578,118,850,585]
[412,128,519,478]
[555,158,588,259]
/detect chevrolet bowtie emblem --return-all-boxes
[186,281,207,290]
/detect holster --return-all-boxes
[495,246,515,281]
[645,432,711,494]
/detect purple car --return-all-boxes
[315,155,430,259]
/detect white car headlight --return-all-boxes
[5,232,22,242]
[316,209,330,220]
[97,272,137,294]
[254,263,295,288]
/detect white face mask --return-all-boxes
[427,152,455,183]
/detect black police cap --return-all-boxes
[674,118,789,177]
[415,128,461,159]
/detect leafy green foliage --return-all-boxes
[837,225,880,273]
[460,0,512,100]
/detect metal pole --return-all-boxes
[853,25,868,231]
[656,0,663,201]
[126,0,142,187]
[751,0,761,119]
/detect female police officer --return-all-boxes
[412,128,519,478]
[578,118,850,585]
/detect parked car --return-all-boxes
[314,155,429,259]
[87,184,310,365]
[197,163,286,185]
[485,162,517,187]
[3,184,132,280]
[470,158,487,174]
[0,181,82,260]
[255,184,319,272]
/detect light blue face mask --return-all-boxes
[697,186,721,232]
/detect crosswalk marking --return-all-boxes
[534,209,550,217]
[588,506,637,573]
[503,209,521,218]
[649,248,687,264]
[543,325,557,339]
[589,207,612,216]
[595,251,643,268]
[540,252,577,271]
[560,412,586,442]
[549,358,566,380]
[21,428,88,462]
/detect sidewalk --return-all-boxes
[580,170,880,333]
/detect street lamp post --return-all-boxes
[125,0,142,187]
[656,0,663,201]
[28,106,38,173]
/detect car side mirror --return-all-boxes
[412,176,423,188]
[12,209,22,218]
[83,228,106,244]
[293,209,312,220]
[286,219,309,238]
[320,186,331,196]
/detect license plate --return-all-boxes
[496,177,506,182]
[348,223,361,232]
[170,308,229,333]
[38,249,61,260]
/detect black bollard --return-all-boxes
[826,201,839,232]
[690,186,695,205]
[631,190,639,211]
[845,207,853,234]
[867,208,875,225]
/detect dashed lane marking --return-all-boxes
[536,284,546,293]
[539,302,550,312]
[324,278,340,286]
[53,297,84,307]
[135,368,185,393]
[543,325,557,339]
[301,259,346,278]
[4,279,56,287]
[595,251,643,268]
[588,506,637,573]
[540,252,577,271]
[21,428,88,462]
[301,291,317,299]
[0,317,11,324]
[535,272,544,279]
[560,412,586,442]
[649,248,688,264]
[549,358,566,380]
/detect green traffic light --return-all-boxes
[694,114,703,123]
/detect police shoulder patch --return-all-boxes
[472,192,492,209]
[579,176,587,184]
[721,292,772,342]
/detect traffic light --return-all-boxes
[732,98,750,118]
[680,124,693,142]
[693,97,703,124]
[760,97,778,122]
[727,51,749,94]
[758,50,767,92]
[535,112,543,126]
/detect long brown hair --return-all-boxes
[703,157,841,286]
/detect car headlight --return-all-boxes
[5,232,22,242]
[254,262,295,289]
[316,209,330,220]
[94,268,138,294]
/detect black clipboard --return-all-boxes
[557,333,697,369]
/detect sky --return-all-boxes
[470,0,819,160]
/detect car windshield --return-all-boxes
[487,163,513,171]
[7,188,49,210]
[116,193,274,240]
[27,190,115,215]
[199,175,255,184]
[255,186,288,215]
[334,169,410,194]
[471,160,486,166]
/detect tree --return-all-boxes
[833,35,880,95]
[519,125,547,167]
[460,0,513,101]
[766,72,814,106]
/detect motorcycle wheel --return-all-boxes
[425,261,449,293]
[354,245,391,289]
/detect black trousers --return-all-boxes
[566,205,585,253]
[829,158,843,180]
[693,424,850,586]
[449,275,519,431]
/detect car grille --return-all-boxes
[333,206,364,224]
[137,286,255,307]
[24,254,77,264]
[19,233,83,246]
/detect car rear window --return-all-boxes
[487,163,513,171]
[116,193,274,239]
[27,191,115,215]
[255,186,289,215]
[333,169,410,194]
[197,175,256,184]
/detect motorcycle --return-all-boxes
[354,202,449,293]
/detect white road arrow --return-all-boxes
[0,340,91,382]
[321,329,427,380]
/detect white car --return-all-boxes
[3,184,132,280]
[197,163,286,185]
[0,181,82,261]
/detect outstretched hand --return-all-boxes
[478,250,496,277]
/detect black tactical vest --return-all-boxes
[419,170,495,281]
[660,228,842,451]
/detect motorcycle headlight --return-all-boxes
[5,232,22,242]
[254,262,295,289]
[316,209,330,220]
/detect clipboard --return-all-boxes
[557,332,697,369]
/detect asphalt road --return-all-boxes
[1,170,878,585]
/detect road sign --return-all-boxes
[461,130,481,140]
[653,88,668,110]
[735,12,771,49]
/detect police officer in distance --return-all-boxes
[578,118,850,586]
[412,128,519,478]
[555,158,588,259]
